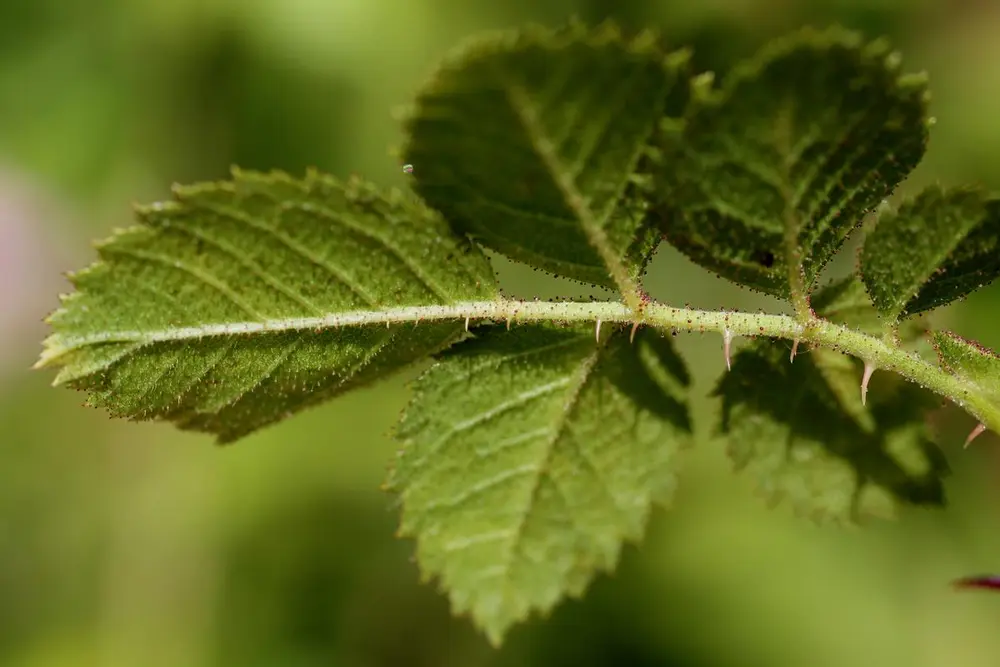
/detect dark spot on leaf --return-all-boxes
[753,250,775,267]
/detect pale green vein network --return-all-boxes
[36,168,499,443]
[387,323,692,645]
[196,201,381,307]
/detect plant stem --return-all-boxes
[40,296,999,435]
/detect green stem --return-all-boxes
[40,296,999,435]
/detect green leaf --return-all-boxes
[387,323,691,645]
[648,27,930,303]
[35,169,498,444]
[402,21,689,293]
[811,275,927,343]
[932,331,1000,401]
[712,340,948,522]
[860,186,1000,321]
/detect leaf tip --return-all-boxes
[34,335,67,373]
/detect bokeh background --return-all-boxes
[3,1,1000,665]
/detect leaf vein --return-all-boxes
[498,345,604,585]
[202,201,379,308]
[404,376,573,482]
[164,221,325,315]
[104,246,263,319]
[287,200,452,303]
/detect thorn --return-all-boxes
[630,321,640,344]
[861,361,875,406]
[506,317,511,331]
[464,316,470,332]
[723,328,733,371]
[595,318,602,342]
[790,339,799,363]
[965,423,987,448]
[386,320,390,328]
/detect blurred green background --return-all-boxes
[3,1,1000,665]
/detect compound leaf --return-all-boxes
[403,21,689,292]
[713,340,948,522]
[387,323,691,645]
[35,169,498,443]
[860,186,1000,321]
[648,27,929,302]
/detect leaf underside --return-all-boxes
[649,26,929,300]
[861,186,1000,321]
[403,21,688,289]
[713,278,948,522]
[387,323,691,645]
[37,169,498,443]
[714,340,948,522]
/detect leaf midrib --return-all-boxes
[772,101,812,316]
[494,339,608,594]
[501,79,640,307]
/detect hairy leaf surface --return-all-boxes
[860,186,1000,320]
[403,21,689,290]
[713,279,945,521]
[713,341,948,522]
[36,169,498,443]
[811,275,927,342]
[387,323,691,644]
[649,27,929,301]
[932,332,1000,401]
